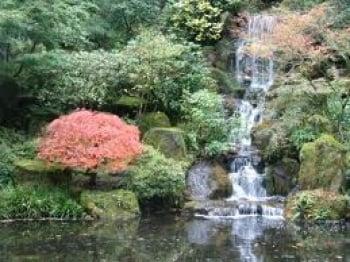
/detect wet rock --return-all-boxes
[299,135,346,192]
[143,127,186,160]
[285,189,349,221]
[80,190,140,220]
[209,163,233,200]
[266,157,299,196]
[186,161,232,201]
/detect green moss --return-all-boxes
[14,159,63,173]
[143,127,187,160]
[137,112,171,134]
[211,68,244,96]
[116,95,146,108]
[80,189,140,220]
[285,189,349,221]
[299,134,346,191]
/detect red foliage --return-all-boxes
[38,109,143,173]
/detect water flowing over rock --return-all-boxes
[186,14,285,261]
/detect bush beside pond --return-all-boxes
[0,186,84,220]
[125,146,187,208]
[285,189,349,221]
[299,135,346,192]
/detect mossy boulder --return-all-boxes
[251,121,288,161]
[209,163,233,199]
[14,159,68,186]
[266,157,299,196]
[211,68,244,96]
[137,112,171,134]
[80,190,140,220]
[15,159,64,173]
[116,95,146,108]
[143,127,186,160]
[285,189,349,221]
[299,135,346,192]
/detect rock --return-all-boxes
[137,112,171,134]
[251,121,287,161]
[285,189,349,221]
[299,135,346,192]
[71,172,124,191]
[143,127,186,160]
[116,95,146,108]
[186,161,232,201]
[211,68,244,96]
[14,159,69,186]
[266,157,299,196]
[209,163,233,199]
[80,190,140,220]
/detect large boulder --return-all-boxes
[186,161,232,201]
[285,189,349,221]
[80,190,140,220]
[137,112,171,134]
[143,127,186,160]
[299,135,346,192]
[266,157,299,196]
[251,121,288,161]
[14,159,67,186]
[210,163,233,199]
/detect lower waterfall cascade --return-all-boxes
[188,14,284,220]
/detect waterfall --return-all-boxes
[188,14,283,220]
[186,14,284,261]
[227,14,283,218]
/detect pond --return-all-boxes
[0,216,349,261]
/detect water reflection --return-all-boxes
[0,216,349,261]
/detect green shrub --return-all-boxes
[119,31,216,118]
[126,146,186,207]
[182,90,236,156]
[210,0,245,13]
[286,189,349,221]
[0,186,84,220]
[0,127,37,186]
[281,0,327,10]
[168,0,224,43]
[20,50,121,114]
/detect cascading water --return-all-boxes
[227,14,283,219]
[186,14,285,261]
[189,14,283,220]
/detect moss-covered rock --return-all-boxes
[80,190,140,220]
[211,68,244,96]
[209,163,232,199]
[137,112,171,134]
[252,121,288,161]
[285,189,349,221]
[266,157,299,196]
[116,95,146,108]
[299,134,346,192]
[14,159,70,186]
[143,127,186,160]
[15,159,63,173]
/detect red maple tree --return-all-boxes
[38,109,143,173]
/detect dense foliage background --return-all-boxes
[0,0,349,219]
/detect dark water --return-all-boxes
[0,216,349,262]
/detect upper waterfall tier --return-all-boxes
[236,15,276,91]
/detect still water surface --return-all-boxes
[0,216,349,261]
